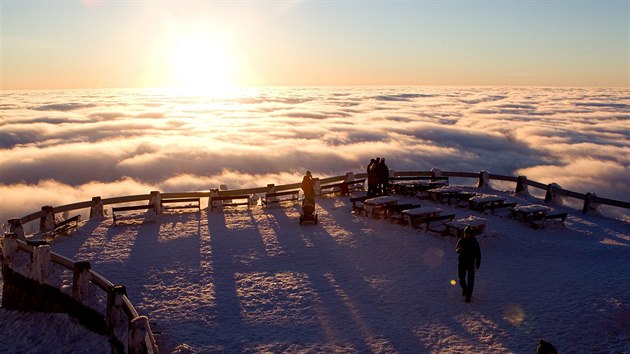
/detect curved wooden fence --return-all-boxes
[2,169,629,354]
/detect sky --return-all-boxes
[1,0,628,89]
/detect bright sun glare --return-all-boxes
[170,33,235,93]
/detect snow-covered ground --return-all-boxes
[0,281,110,353]
[2,185,628,353]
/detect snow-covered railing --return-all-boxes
[7,170,630,233]
[1,233,157,354]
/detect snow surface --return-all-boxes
[1,185,629,353]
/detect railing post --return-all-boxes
[107,285,129,353]
[72,261,92,302]
[313,178,321,197]
[39,205,55,235]
[515,176,529,195]
[544,183,563,205]
[149,191,162,214]
[582,192,602,214]
[477,170,490,188]
[90,196,105,219]
[32,243,52,283]
[7,218,26,240]
[2,232,18,267]
[266,184,277,204]
[129,316,156,354]
[208,188,220,211]
[431,168,447,185]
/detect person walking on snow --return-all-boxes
[456,226,481,303]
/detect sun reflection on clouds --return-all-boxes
[1,87,629,224]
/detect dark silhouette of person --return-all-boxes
[535,339,558,354]
[302,171,315,201]
[367,158,378,197]
[378,158,389,196]
[456,226,481,303]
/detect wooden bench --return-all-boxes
[424,214,457,234]
[470,200,516,215]
[445,217,488,237]
[112,204,156,224]
[262,190,300,206]
[531,212,568,229]
[488,202,517,215]
[320,179,366,196]
[161,197,201,212]
[43,214,81,239]
[209,195,251,211]
[402,207,443,228]
[389,176,449,184]
[384,203,421,224]
[414,214,456,231]
[350,195,370,214]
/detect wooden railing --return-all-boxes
[11,169,630,229]
[2,235,156,353]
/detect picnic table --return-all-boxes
[364,196,398,218]
[446,216,488,238]
[511,204,552,222]
[512,204,567,229]
[392,180,448,196]
[402,206,443,227]
[427,186,466,204]
[469,194,514,214]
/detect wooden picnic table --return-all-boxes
[392,181,448,195]
[364,196,398,218]
[512,204,567,229]
[446,216,488,238]
[402,206,442,227]
[427,186,465,204]
[469,194,513,214]
[511,204,552,222]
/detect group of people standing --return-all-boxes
[367,157,389,197]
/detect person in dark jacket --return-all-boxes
[301,171,315,203]
[535,339,558,354]
[367,158,378,197]
[456,226,481,303]
[378,158,389,196]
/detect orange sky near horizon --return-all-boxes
[1,1,628,90]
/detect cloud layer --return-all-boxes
[1,87,629,222]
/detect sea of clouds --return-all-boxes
[1,86,629,224]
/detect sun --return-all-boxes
[169,33,235,93]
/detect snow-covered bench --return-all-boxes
[42,214,81,240]
[209,194,251,211]
[469,194,516,214]
[112,204,156,224]
[350,195,370,214]
[402,206,443,227]
[445,216,488,237]
[511,205,566,228]
[262,190,300,206]
[384,203,421,224]
[161,197,201,212]
[320,179,366,196]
